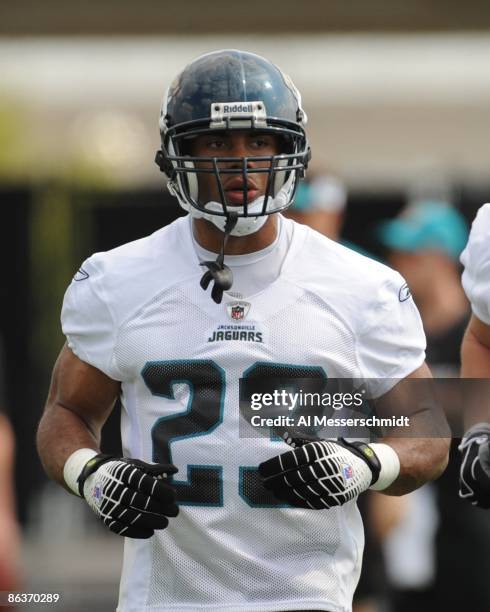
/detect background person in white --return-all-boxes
[37,50,449,612]
[459,203,490,508]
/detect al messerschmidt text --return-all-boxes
[250,415,411,428]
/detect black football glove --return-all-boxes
[258,438,381,509]
[459,423,490,509]
[78,454,179,538]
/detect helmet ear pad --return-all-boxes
[271,134,298,198]
[167,137,199,204]
[272,158,289,198]
[185,160,199,202]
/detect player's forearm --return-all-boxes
[380,437,449,495]
[36,404,101,492]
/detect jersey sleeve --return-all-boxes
[61,255,123,380]
[460,204,490,325]
[356,272,426,398]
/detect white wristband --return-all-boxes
[368,443,400,491]
[63,448,98,496]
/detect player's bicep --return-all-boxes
[371,362,450,441]
[371,362,432,418]
[45,343,120,435]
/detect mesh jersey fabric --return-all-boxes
[461,203,490,325]
[61,215,426,612]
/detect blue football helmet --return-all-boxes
[155,49,310,235]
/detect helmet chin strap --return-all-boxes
[199,213,239,304]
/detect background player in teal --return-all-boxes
[37,50,449,612]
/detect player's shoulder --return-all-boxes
[470,203,490,235]
[286,217,403,290]
[460,204,490,323]
[283,218,409,333]
[465,203,490,249]
[461,203,490,270]
[66,216,196,325]
[87,216,187,276]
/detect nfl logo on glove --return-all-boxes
[343,464,354,480]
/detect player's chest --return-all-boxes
[115,282,358,382]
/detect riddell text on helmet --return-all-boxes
[222,103,255,114]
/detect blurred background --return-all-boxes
[1,1,490,610]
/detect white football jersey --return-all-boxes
[61,215,425,612]
[461,203,490,325]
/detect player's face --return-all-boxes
[189,131,281,207]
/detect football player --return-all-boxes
[459,203,490,508]
[37,50,449,612]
